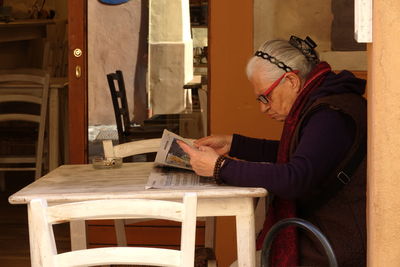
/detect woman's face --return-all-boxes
[249,69,302,121]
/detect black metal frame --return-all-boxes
[261,218,338,267]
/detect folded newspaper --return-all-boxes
[146,129,217,189]
[146,167,216,189]
[154,129,194,170]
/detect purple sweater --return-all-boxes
[220,71,365,200]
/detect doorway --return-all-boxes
[85,0,209,161]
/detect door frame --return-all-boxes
[68,0,88,164]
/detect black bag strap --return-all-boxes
[336,135,366,185]
[303,134,366,213]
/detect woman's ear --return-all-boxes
[285,72,302,93]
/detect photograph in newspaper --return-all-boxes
[165,138,191,168]
[155,129,194,170]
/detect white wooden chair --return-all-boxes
[102,139,217,266]
[0,71,50,189]
[28,193,197,267]
[103,138,161,160]
[103,138,162,246]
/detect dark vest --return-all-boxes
[290,93,367,267]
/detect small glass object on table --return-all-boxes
[92,156,123,169]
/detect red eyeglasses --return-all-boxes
[257,70,299,104]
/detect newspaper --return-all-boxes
[154,129,194,170]
[145,167,216,189]
[146,129,217,189]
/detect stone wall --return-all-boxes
[88,0,193,125]
[148,0,193,115]
[88,0,142,125]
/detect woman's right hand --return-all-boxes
[193,135,233,155]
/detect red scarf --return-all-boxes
[255,62,332,266]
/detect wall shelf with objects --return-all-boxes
[190,1,208,75]
[189,0,208,136]
[189,0,208,26]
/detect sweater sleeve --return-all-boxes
[220,108,355,199]
[229,134,280,162]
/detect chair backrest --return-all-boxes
[102,138,161,159]
[0,71,50,179]
[107,70,131,143]
[29,193,198,267]
[261,218,338,267]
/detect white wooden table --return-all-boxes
[9,162,267,267]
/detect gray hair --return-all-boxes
[246,39,319,82]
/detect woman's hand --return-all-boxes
[193,135,233,155]
[178,140,219,177]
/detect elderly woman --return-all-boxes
[179,36,366,267]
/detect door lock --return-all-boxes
[75,65,82,78]
[73,48,83,58]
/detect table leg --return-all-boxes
[49,88,59,171]
[235,198,256,267]
[70,220,87,250]
[27,204,40,267]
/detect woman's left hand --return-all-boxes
[178,140,219,177]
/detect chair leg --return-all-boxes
[204,217,215,249]
[114,219,128,246]
[195,247,217,267]
[207,259,217,267]
[196,217,217,267]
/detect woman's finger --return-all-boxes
[199,145,214,153]
[177,140,196,157]
[194,136,214,146]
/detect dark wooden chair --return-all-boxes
[106,70,179,144]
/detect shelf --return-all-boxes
[194,63,207,67]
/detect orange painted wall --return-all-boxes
[209,1,283,142]
[209,1,282,266]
